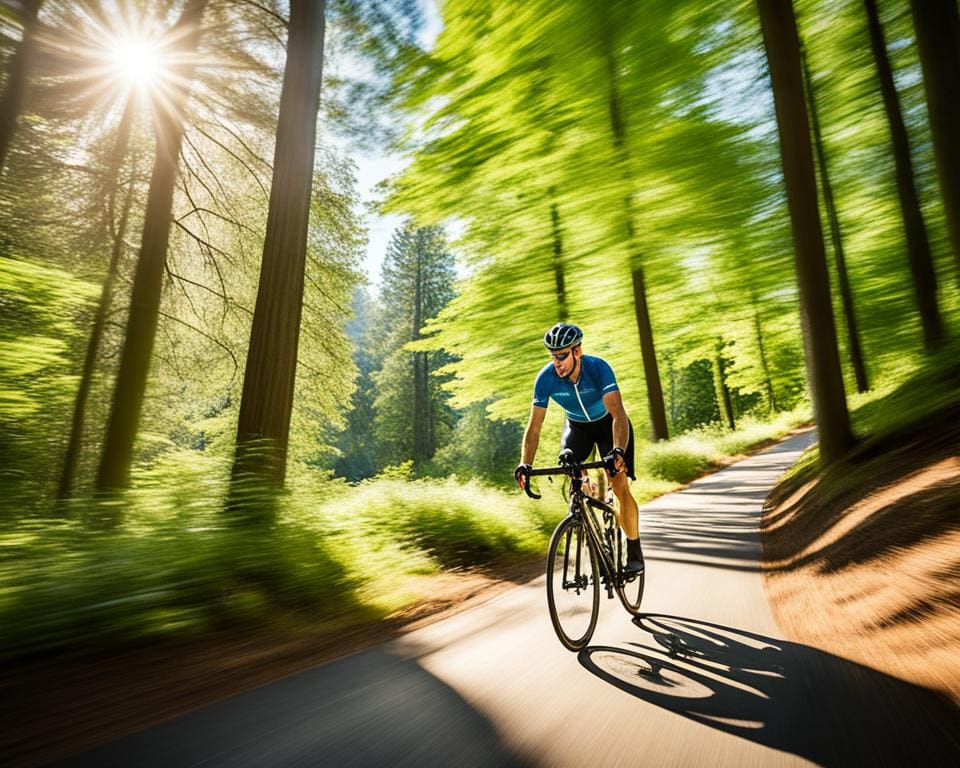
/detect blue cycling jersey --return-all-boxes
[532,355,620,422]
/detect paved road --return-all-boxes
[60,431,960,767]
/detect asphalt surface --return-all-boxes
[58,431,960,767]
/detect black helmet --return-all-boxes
[543,323,583,350]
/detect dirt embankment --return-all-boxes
[763,409,960,703]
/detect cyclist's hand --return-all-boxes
[602,447,626,476]
[514,463,532,490]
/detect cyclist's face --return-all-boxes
[550,346,579,377]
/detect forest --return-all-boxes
[1,0,959,656]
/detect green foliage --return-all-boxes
[333,288,381,480]
[667,358,720,433]
[0,257,97,508]
[433,402,524,486]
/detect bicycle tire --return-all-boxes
[615,527,645,615]
[546,516,600,651]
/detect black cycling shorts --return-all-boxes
[560,413,635,480]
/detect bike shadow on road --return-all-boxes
[578,613,960,767]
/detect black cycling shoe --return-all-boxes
[625,538,644,575]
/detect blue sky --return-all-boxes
[348,1,443,292]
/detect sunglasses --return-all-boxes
[551,350,573,362]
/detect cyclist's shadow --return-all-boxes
[578,614,960,767]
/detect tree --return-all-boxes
[863,0,942,350]
[96,0,210,493]
[596,8,671,441]
[800,40,869,393]
[0,0,43,173]
[58,95,138,500]
[712,337,736,431]
[909,0,960,276]
[230,0,328,496]
[373,224,456,470]
[756,0,854,464]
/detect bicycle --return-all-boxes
[521,449,645,651]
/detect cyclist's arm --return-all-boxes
[521,405,547,465]
[603,390,630,453]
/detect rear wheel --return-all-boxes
[546,516,599,651]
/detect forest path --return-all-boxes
[58,431,960,767]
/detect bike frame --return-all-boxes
[568,477,623,597]
[527,458,624,595]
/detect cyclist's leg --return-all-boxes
[597,418,639,539]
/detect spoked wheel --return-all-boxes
[615,529,645,615]
[546,517,600,651]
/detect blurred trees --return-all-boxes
[3,0,960,659]
[801,40,869,392]
[757,0,854,463]
[863,0,942,351]
[58,96,138,499]
[2,0,959,510]
[908,0,960,274]
[0,0,42,171]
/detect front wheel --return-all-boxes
[615,529,645,615]
[546,516,600,651]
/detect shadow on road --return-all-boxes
[579,614,960,767]
[54,647,531,768]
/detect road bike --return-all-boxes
[521,450,645,651]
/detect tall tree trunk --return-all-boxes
[630,267,669,440]
[604,32,668,441]
[548,188,568,321]
[230,0,327,495]
[909,0,960,277]
[59,96,138,500]
[757,0,854,465]
[799,43,869,393]
[0,0,42,173]
[412,235,427,464]
[60,183,136,499]
[712,339,736,431]
[750,287,778,412]
[423,353,435,458]
[667,354,677,431]
[865,0,943,349]
[96,0,208,493]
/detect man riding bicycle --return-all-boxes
[514,323,645,574]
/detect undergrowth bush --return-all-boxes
[344,477,550,569]
[637,408,810,484]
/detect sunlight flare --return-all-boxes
[110,37,162,87]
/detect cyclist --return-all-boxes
[514,322,645,574]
